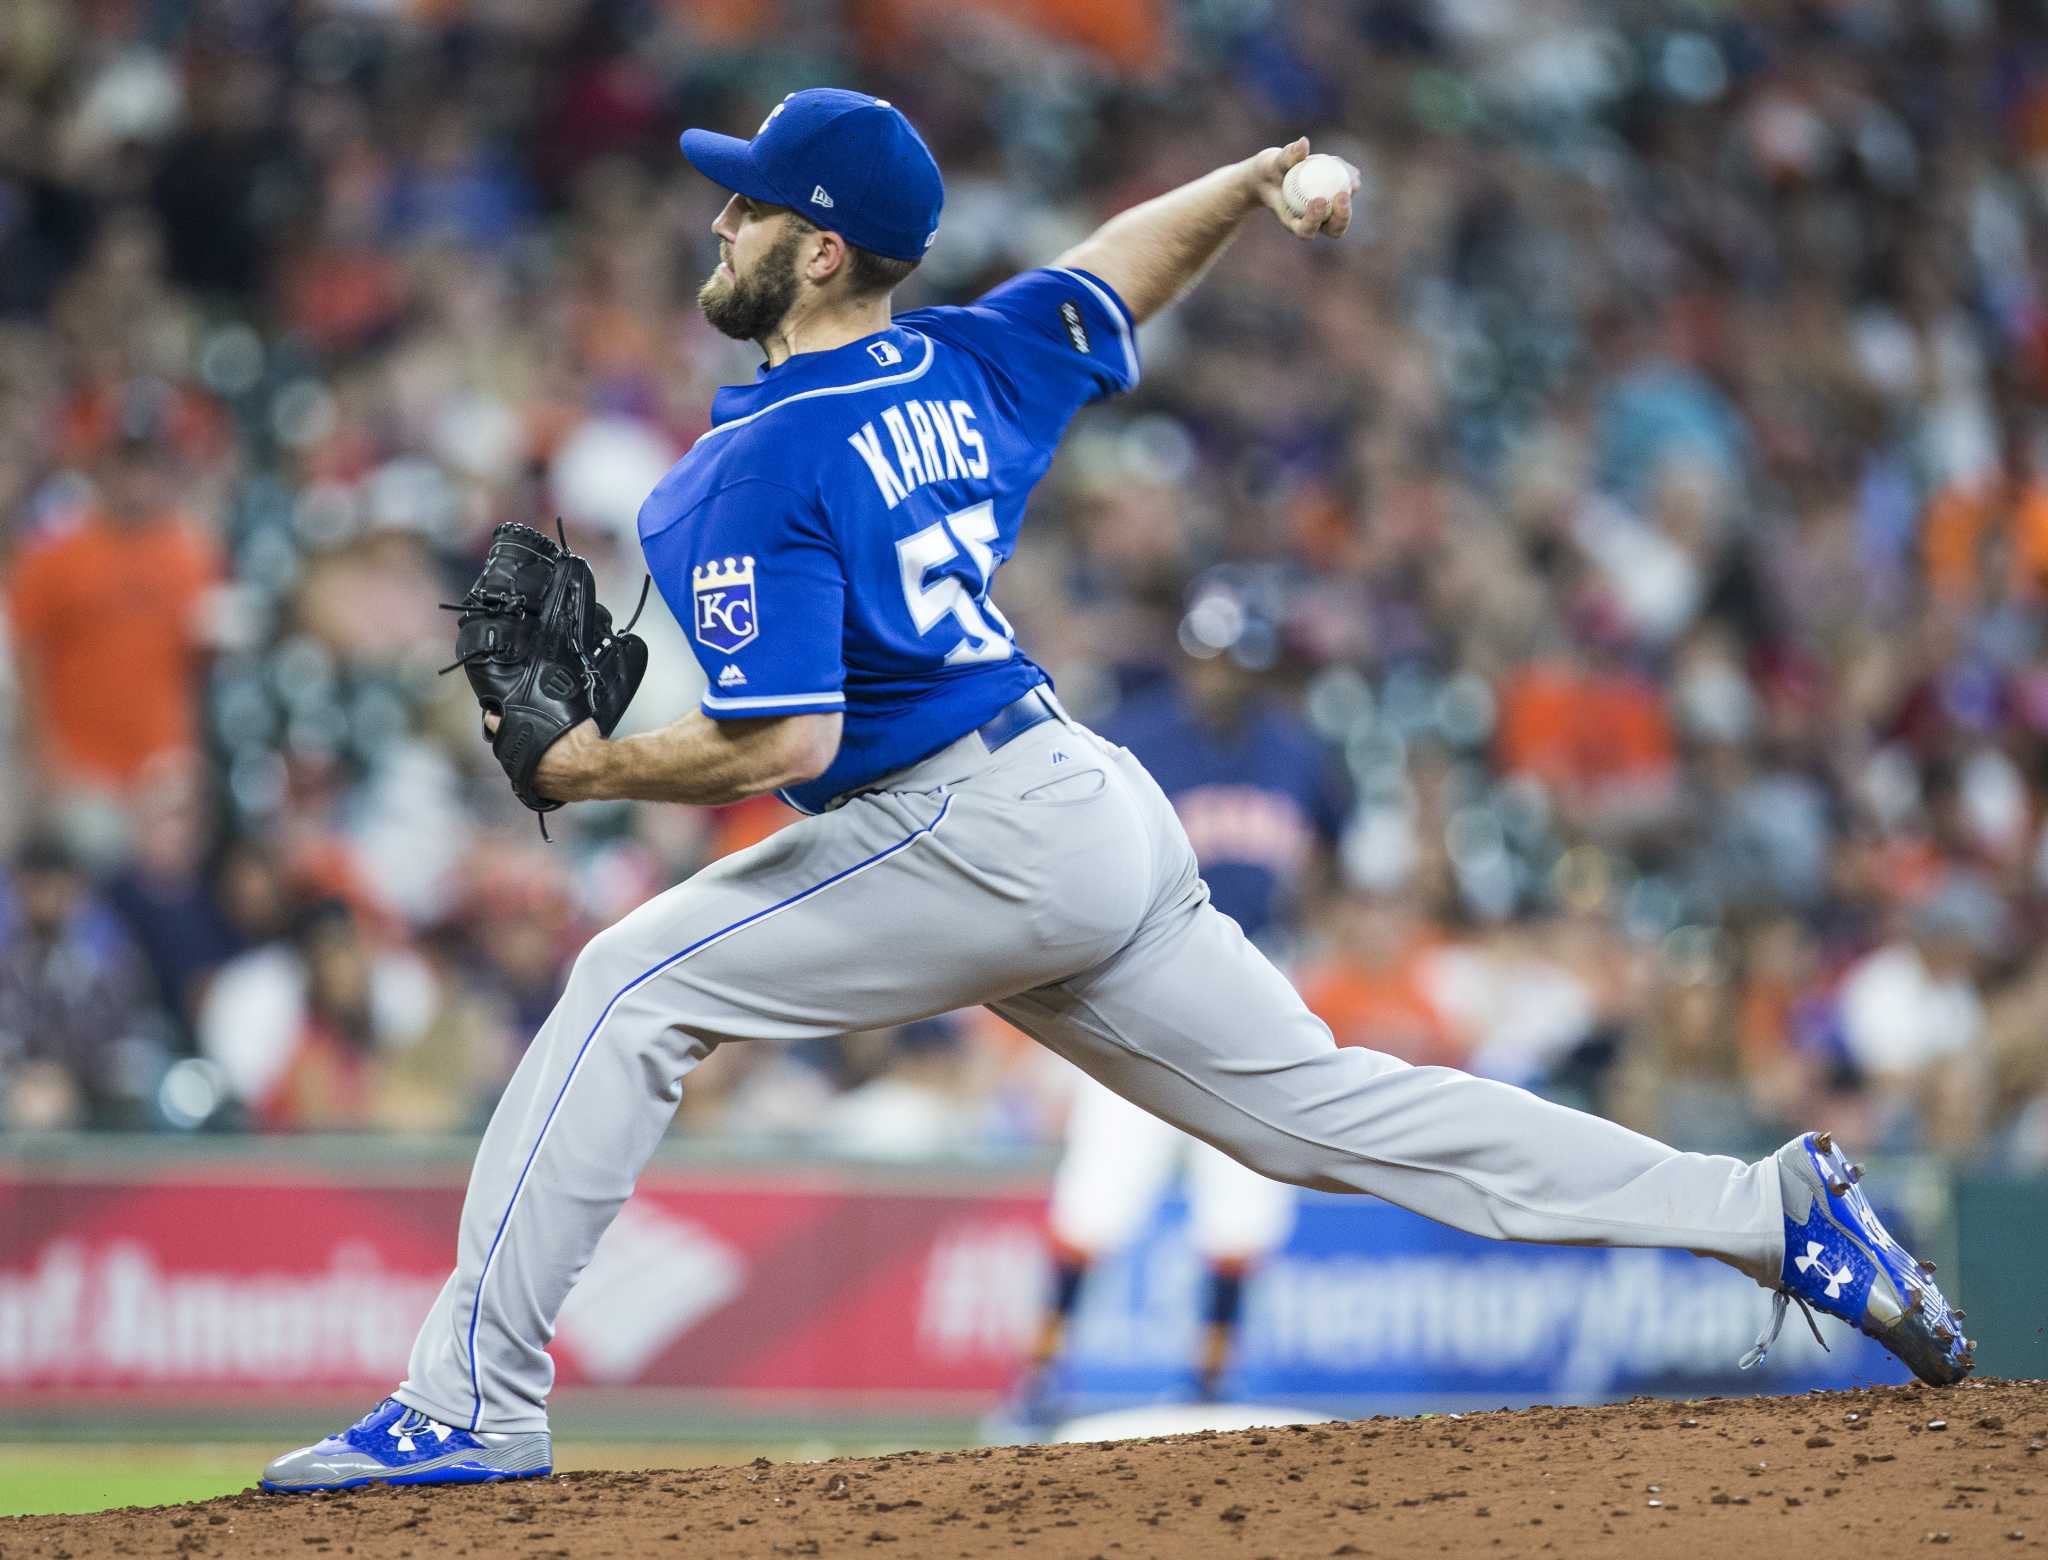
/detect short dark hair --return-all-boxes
[845,244,919,298]
[780,207,918,298]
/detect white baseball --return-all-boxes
[1280,152,1352,219]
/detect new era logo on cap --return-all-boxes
[811,185,835,209]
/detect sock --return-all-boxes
[1029,1254,1091,1372]
[1198,1263,1248,1396]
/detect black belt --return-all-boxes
[974,687,1059,752]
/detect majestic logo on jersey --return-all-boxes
[692,556,758,653]
[810,184,835,209]
[1059,300,1090,354]
[717,663,748,688]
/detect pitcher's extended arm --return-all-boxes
[1053,138,1357,325]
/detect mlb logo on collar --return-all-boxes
[693,555,758,652]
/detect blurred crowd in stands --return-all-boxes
[4,0,2048,1167]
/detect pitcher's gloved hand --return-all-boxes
[443,520,648,822]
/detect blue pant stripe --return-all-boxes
[463,793,953,1428]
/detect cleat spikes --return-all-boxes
[1773,1131,1970,1388]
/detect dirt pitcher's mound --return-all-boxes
[8,1380,2047,1559]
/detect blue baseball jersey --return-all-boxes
[637,267,1140,813]
[1104,686,1348,940]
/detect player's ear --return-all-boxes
[806,227,851,289]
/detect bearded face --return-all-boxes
[698,223,805,343]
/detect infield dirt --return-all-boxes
[5,1379,2044,1558]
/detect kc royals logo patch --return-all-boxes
[693,555,758,653]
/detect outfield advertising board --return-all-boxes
[1061,1194,1904,1411]
[0,1157,1903,1414]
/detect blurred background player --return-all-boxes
[1009,569,1351,1428]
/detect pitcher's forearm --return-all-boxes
[1054,160,1263,325]
[572,715,777,805]
[538,711,841,806]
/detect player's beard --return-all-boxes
[698,227,804,344]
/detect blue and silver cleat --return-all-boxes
[260,1397,552,1492]
[1744,1131,1973,1386]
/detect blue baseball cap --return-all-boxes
[680,89,944,263]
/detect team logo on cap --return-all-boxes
[693,556,758,653]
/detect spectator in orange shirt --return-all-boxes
[6,427,221,797]
[1496,647,1678,831]
[1298,891,1458,1068]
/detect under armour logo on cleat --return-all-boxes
[811,185,835,208]
[1794,1241,1855,1299]
[390,1416,454,1453]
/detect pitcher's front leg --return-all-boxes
[394,887,724,1433]
[395,790,964,1432]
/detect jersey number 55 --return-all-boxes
[896,500,1016,664]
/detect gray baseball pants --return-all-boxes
[397,704,1785,1433]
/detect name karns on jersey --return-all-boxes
[847,398,988,510]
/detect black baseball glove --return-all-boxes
[442,520,648,827]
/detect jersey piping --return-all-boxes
[690,334,937,448]
[701,688,846,712]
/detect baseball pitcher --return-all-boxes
[262,89,1971,1493]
